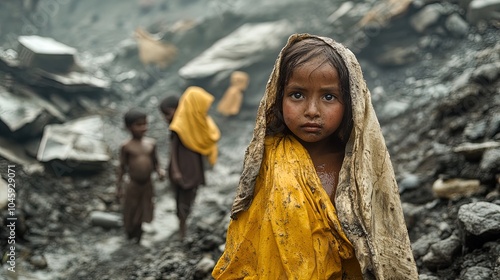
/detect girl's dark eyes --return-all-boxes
[324,94,335,101]
[287,92,338,101]
[290,92,303,99]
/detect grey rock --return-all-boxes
[412,231,441,259]
[89,211,123,229]
[459,0,474,9]
[375,47,419,67]
[488,114,500,138]
[418,274,440,280]
[458,202,500,236]
[194,254,216,278]
[464,120,487,141]
[445,13,469,38]
[379,100,410,120]
[471,62,500,84]
[466,0,500,25]
[449,68,474,92]
[422,234,461,269]
[410,3,444,33]
[460,266,493,280]
[29,254,48,269]
[480,148,500,175]
[399,173,421,193]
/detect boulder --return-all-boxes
[89,211,122,229]
[410,3,443,33]
[466,0,500,25]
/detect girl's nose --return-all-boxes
[304,100,320,118]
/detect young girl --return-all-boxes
[212,34,418,279]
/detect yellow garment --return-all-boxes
[213,135,361,279]
[216,71,250,116]
[169,86,220,165]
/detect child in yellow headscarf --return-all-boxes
[212,34,418,279]
[159,86,220,240]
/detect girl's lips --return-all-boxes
[301,123,321,132]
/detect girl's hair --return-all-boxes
[124,108,147,127]
[266,38,353,144]
[159,95,179,113]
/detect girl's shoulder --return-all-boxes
[264,134,284,147]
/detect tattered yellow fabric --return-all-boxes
[213,134,361,279]
[221,33,418,279]
[216,71,250,116]
[169,86,220,165]
[134,28,177,69]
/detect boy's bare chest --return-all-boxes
[126,141,154,158]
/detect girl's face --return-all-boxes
[282,57,345,146]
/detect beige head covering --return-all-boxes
[216,71,250,116]
[231,33,418,279]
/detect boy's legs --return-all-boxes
[123,182,145,243]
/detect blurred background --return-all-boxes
[0,0,499,279]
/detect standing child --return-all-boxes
[117,108,164,244]
[213,34,418,279]
[159,86,220,240]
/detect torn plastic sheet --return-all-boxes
[37,115,110,171]
[0,86,51,137]
[178,20,293,80]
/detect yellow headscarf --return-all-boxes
[169,86,220,165]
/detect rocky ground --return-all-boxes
[0,0,499,279]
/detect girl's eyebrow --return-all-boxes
[285,82,340,92]
[284,83,305,90]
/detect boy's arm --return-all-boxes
[116,144,127,199]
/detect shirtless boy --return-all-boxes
[116,108,164,243]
